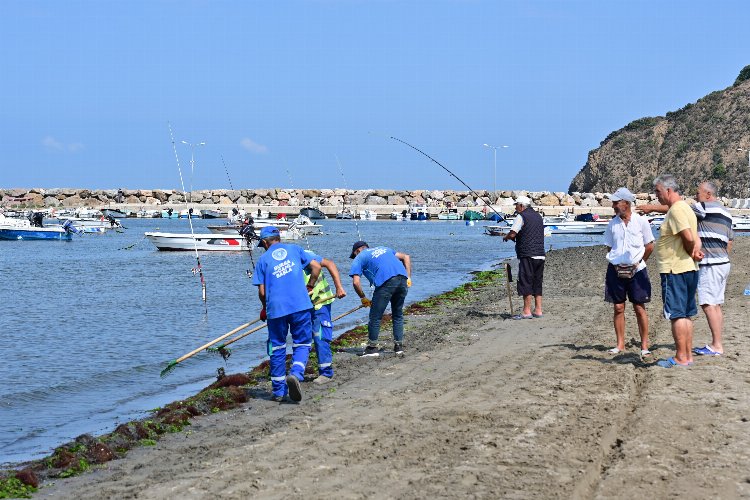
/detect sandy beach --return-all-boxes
[38,238,750,499]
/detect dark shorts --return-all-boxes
[517,257,544,296]
[604,264,651,304]
[660,271,698,320]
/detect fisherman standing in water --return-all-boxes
[253,226,321,402]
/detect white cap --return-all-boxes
[610,187,635,202]
[515,195,532,207]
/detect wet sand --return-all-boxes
[41,239,750,499]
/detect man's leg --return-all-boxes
[389,277,409,343]
[522,295,533,316]
[288,309,313,382]
[701,304,724,353]
[532,259,544,316]
[633,302,649,351]
[672,317,693,365]
[613,302,626,351]
[533,295,543,316]
[368,281,394,344]
[517,258,533,316]
[267,316,290,397]
[313,304,334,377]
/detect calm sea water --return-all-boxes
[0,217,606,465]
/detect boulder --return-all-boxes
[61,195,84,207]
[388,195,407,205]
[537,194,560,206]
[365,195,388,205]
[429,190,445,200]
[44,196,62,207]
[457,195,475,207]
[375,189,395,197]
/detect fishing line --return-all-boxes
[221,155,257,277]
[284,168,311,250]
[168,122,208,313]
[390,137,507,222]
[335,154,363,241]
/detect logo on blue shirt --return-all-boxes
[271,248,288,260]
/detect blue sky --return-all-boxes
[2,0,748,192]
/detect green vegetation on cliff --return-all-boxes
[570,65,750,197]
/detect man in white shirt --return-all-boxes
[604,187,655,358]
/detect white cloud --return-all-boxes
[42,136,84,153]
[240,137,269,154]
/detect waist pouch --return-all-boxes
[615,264,638,280]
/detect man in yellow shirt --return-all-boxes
[652,174,703,368]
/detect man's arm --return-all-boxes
[637,204,668,214]
[395,252,411,278]
[257,284,266,307]
[306,259,322,290]
[321,258,347,298]
[503,230,517,242]
[643,242,654,262]
[678,228,703,261]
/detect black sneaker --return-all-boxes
[394,343,404,355]
[286,375,302,402]
[361,345,380,357]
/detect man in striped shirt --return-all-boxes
[640,181,733,356]
[692,181,733,356]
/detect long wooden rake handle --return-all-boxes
[218,302,365,351]
[173,317,262,364]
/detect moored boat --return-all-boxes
[358,209,377,220]
[463,210,484,221]
[300,207,327,220]
[145,232,251,251]
[200,209,225,219]
[0,214,76,241]
[101,208,128,219]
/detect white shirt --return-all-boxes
[604,212,654,270]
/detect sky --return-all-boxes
[2,0,749,193]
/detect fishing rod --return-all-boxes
[222,155,258,277]
[168,123,208,313]
[335,154,363,241]
[390,137,507,222]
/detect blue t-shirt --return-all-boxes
[252,243,313,319]
[349,246,406,287]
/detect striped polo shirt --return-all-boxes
[693,201,734,265]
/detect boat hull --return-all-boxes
[299,207,327,220]
[145,232,251,251]
[0,227,72,240]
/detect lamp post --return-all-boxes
[182,140,206,203]
[482,143,509,198]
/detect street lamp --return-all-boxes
[482,143,509,197]
[182,140,206,203]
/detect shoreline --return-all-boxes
[7,239,750,498]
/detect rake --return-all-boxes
[160,317,262,377]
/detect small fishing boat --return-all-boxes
[0,214,76,241]
[437,203,460,220]
[484,225,508,237]
[161,208,180,219]
[101,208,128,219]
[200,209,225,219]
[463,210,484,221]
[546,223,606,235]
[145,232,252,251]
[136,209,161,218]
[179,208,200,219]
[409,203,429,221]
[54,216,122,233]
[732,216,750,232]
[358,209,377,220]
[300,207,327,220]
[336,207,354,219]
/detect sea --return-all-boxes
[0,217,607,466]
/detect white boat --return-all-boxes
[179,209,200,219]
[437,208,460,220]
[358,209,377,220]
[0,214,76,240]
[733,216,750,232]
[136,209,161,218]
[336,207,354,219]
[145,232,252,251]
[409,203,429,221]
[54,216,121,233]
[101,208,128,219]
[484,225,508,236]
[546,222,606,235]
[200,209,225,219]
[390,210,408,221]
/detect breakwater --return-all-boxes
[2,187,749,216]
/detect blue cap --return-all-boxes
[258,226,280,247]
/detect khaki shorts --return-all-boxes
[697,263,730,305]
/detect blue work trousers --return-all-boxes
[267,309,313,397]
[368,275,408,344]
[311,304,334,378]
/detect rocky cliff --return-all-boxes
[569,66,750,198]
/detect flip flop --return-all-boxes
[512,314,534,320]
[607,347,622,354]
[532,313,544,318]
[693,345,722,356]
[640,349,653,358]
[655,357,692,368]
